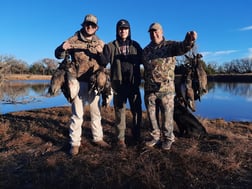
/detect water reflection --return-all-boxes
[0,80,69,114]
[0,80,252,121]
[0,80,49,103]
[215,82,252,97]
[195,82,252,121]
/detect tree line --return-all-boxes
[0,54,251,80]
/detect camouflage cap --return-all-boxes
[82,14,98,26]
[148,22,162,32]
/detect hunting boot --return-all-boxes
[161,140,174,151]
[94,140,111,149]
[117,140,126,149]
[70,146,79,156]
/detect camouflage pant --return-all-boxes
[144,92,175,142]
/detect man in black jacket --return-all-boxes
[103,19,142,148]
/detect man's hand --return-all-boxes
[95,44,103,54]
[96,40,104,54]
[62,41,72,50]
[188,31,197,41]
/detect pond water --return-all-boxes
[1,80,252,122]
[194,82,252,121]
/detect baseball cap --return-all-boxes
[148,22,162,32]
[82,14,98,26]
[117,19,130,28]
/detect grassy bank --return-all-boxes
[0,106,251,188]
[207,73,252,82]
[5,74,51,80]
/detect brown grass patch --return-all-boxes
[5,74,51,80]
[0,106,251,189]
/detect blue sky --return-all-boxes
[1,0,251,66]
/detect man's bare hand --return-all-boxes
[62,41,72,50]
[95,44,103,53]
[188,31,197,41]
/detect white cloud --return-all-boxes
[214,50,238,55]
[239,25,252,31]
[200,50,239,64]
[202,95,232,100]
[200,51,212,57]
[201,50,238,57]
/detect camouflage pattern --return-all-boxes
[143,37,195,143]
[143,39,193,93]
[55,31,104,79]
[143,56,176,93]
[52,31,106,103]
[144,92,175,141]
[67,33,103,78]
[82,14,98,25]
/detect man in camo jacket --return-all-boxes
[142,22,197,150]
[54,14,111,156]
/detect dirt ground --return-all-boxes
[0,106,251,189]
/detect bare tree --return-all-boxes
[0,55,23,85]
[41,58,59,74]
[29,62,45,75]
[241,58,252,73]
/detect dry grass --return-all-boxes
[5,74,51,80]
[0,106,251,189]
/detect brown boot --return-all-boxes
[70,146,79,156]
[94,140,111,149]
[117,140,126,149]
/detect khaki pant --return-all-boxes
[69,82,109,146]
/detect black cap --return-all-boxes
[117,19,130,28]
[116,19,131,40]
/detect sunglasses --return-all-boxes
[119,27,129,30]
[84,22,97,29]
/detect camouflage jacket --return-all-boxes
[143,37,195,93]
[55,30,106,82]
